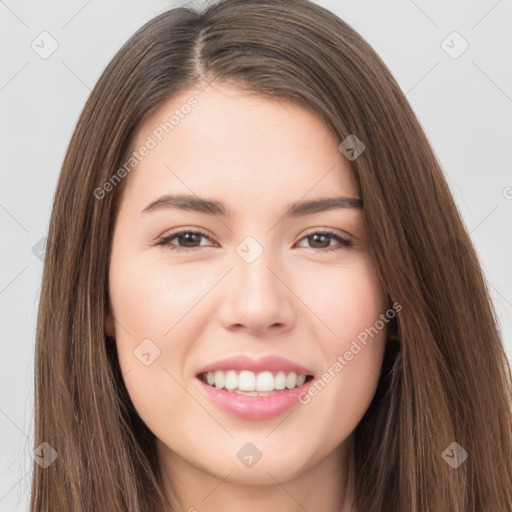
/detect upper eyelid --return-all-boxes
[161,228,214,242]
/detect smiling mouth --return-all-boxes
[198,369,314,396]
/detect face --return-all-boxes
[107,83,389,490]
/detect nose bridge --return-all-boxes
[221,234,294,331]
[235,234,282,304]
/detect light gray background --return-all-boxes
[1,0,511,509]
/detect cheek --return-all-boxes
[301,253,388,342]
[108,247,199,343]
[299,255,388,424]
[109,268,193,441]
[108,246,208,432]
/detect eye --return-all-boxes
[296,230,353,254]
[155,229,353,254]
[155,228,214,253]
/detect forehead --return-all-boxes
[122,83,359,212]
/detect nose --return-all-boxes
[217,247,296,335]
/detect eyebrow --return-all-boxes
[140,193,363,218]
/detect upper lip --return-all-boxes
[196,355,314,376]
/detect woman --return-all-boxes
[31,0,512,510]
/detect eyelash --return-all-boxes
[155,228,353,254]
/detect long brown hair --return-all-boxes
[31,0,512,510]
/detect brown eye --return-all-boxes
[156,229,213,253]
[307,233,331,249]
[155,229,352,255]
[297,231,353,253]
[175,232,202,248]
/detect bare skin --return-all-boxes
[107,82,389,512]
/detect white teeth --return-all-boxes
[203,370,310,393]
[274,370,286,390]
[238,370,256,391]
[256,371,275,392]
[224,370,238,390]
[286,372,297,389]
[214,370,224,389]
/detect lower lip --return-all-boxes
[196,378,313,421]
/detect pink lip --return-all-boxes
[196,355,314,376]
[195,355,314,421]
[196,379,313,421]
